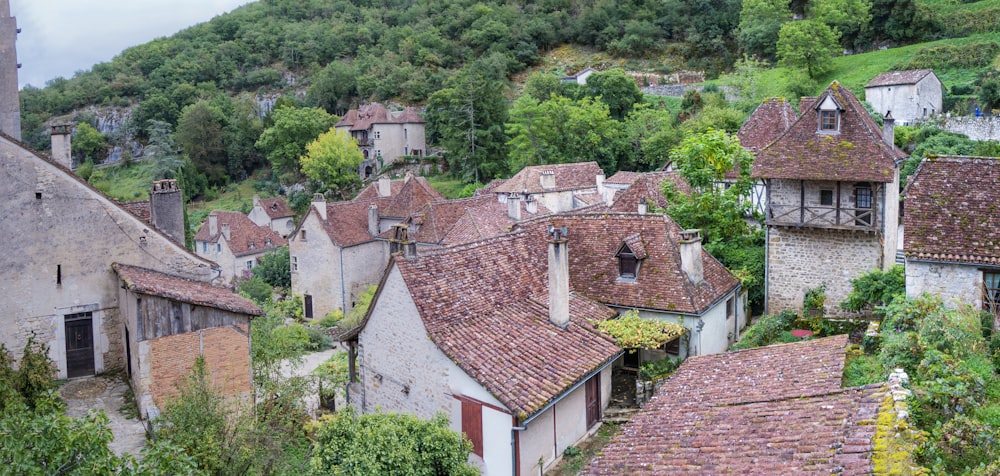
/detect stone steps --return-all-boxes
[895,249,905,266]
[603,406,639,424]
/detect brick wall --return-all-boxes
[147,325,250,408]
[767,227,883,316]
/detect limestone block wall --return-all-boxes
[939,116,1000,141]
[766,227,883,315]
[865,76,942,124]
[906,260,982,308]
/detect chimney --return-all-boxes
[368,204,379,236]
[378,176,391,197]
[312,193,327,221]
[149,179,185,244]
[0,2,20,141]
[252,194,261,208]
[679,229,704,284]
[596,173,605,195]
[50,124,72,168]
[208,213,218,238]
[507,193,521,220]
[221,223,231,241]
[540,171,556,189]
[547,226,570,328]
[390,223,417,258]
[638,199,648,215]
[525,194,537,214]
[882,111,895,147]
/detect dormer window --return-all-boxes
[820,111,837,130]
[616,234,648,280]
[816,95,843,133]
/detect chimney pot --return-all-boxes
[149,179,184,244]
[368,204,379,236]
[547,226,570,328]
[507,193,522,220]
[540,171,556,189]
[312,193,327,221]
[638,199,648,215]
[679,229,704,284]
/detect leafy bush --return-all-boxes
[918,305,985,360]
[255,247,291,289]
[304,325,333,351]
[316,310,345,329]
[878,330,923,376]
[239,275,274,306]
[843,346,885,387]
[914,350,985,426]
[731,310,797,350]
[596,310,688,349]
[840,265,905,315]
[639,356,683,381]
[921,415,1000,474]
[803,283,827,312]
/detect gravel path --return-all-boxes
[59,374,147,458]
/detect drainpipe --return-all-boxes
[339,246,347,316]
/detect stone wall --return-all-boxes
[905,260,982,308]
[766,227,883,315]
[937,116,1000,141]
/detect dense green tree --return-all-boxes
[146,120,184,180]
[300,129,364,199]
[72,122,108,164]
[623,105,683,171]
[425,56,510,182]
[505,95,622,173]
[737,0,792,61]
[308,407,477,476]
[307,60,358,115]
[585,68,644,121]
[255,106,336,181]
[223,96,266,179]
[523,71,563,102]
[254,246,291,289]
[809,0,872,50]
[777,20,841,78]
[176,101,228,186]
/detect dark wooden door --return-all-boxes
[304,294,314,319]
[585,374,601,428]
[65,313,94,378]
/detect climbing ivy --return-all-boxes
[596,310,687,349]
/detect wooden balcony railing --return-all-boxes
[766,204,877,230]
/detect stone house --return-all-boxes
[561,67,597,85]
[588,335,883,474]
[903,156,1000,323]
[604,170,692,213]
[0,5,259,420]
[492,161,607,213]
[752,81,908,315]
[334,103,426,179]
[194,211,287,283]
[113,263,261,418]
[865,70,943,124]
[247,194,295,238]
[289,175,443,319]
[342,213,741,475]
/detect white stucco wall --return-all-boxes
[906,260,984,308]
[865,74,943,124]
[371,122,426,165]
[0,137,217,379]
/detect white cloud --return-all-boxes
[10,0,254,89]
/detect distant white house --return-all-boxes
[561,68,597,85]
[865,70,943,124]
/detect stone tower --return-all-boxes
[751,82,907,316]
[0,0,19,140]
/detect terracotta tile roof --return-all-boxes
[494,161,604,194]
[866,70,935,88]
[609,171,690,213]
[407,195,550,246]
[116,200,151,223]
[752,81,906,183]
[259,197,294,219]
[605,171,643,185]
[903,156,1000,266]
[334,103,424,131]
[395,232,621,419]
[474,179,507,196]
[193,211,286,257]
[314,176,444,247]
[518,214,740,314]
[738,97,797,152]
[589,335,882,475]
[113,263,263,316]
[573,191,604,206]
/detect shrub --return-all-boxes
[879,331,923,376]
[921,415,1000,474]
[304,325,333,351]
[914,350,985,426]
[918,306,984,360]
[840,265,905,315]
[882,293,943,334]
[803,283,827,312]
[639,356,682,381]
[843,346,885,387]
[316,310,345,329]
[239,275,274,306]
[731,310,797,350]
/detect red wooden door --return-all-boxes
[585,374,601,428]
[461,399,484,457]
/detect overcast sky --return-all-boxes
[10,0,255,90]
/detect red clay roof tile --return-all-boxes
[194,211,286,257]
[113,263,263,316]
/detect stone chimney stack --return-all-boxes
[596,173,605,194]
[679,229,704,284]
[368,204,379,236]
[507,193,521,220]
[540,171,556,189]
[882,111,895,147]
[312,193,327,221]
[0,1,20,141]
[525,194,537,214]
[378,176,391,197]
[638,199,648,215]
[149,179,184,244]
[390,223,417,258]
[221,223,231,241]
[50,124,72,168]
[547,225,570,328]
[208,213,218,238]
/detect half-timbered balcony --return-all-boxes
[764,179,881,232]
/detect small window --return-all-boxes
[292,256,298,272]
[619,245,639,279]
[245,260,254,270]
[201,242,207,253]
[820,190,833,206]
[374,131,381,140]
[820,110,838,131]
[664,337,681,356]
[300,230,307,240]
[216,243,221,252]
[855,184,873,226]
[984,272,1000,316]
[35,192,42,200]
